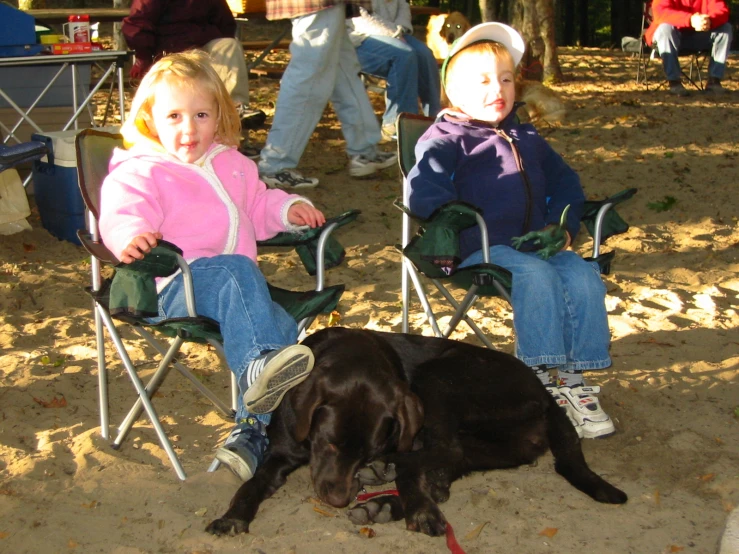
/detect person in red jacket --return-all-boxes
[122,0,265,142]
[644,0,732,96]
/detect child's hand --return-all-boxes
[119,232,163,264]
[288,203,326,228]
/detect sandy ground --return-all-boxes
[1,46,738,554]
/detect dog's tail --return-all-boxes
[546,400,628,504]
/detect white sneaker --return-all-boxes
[558,385,616,439]
[545,384,584,438]
[242,344,314,414]
[261,170,319,189]
[349,150,398,177]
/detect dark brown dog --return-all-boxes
[206,327,627,538]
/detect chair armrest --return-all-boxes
[581,188,637,258]
[0,141,48,172]
[398,200,492,277]
[258,209,361,278]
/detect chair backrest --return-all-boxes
[397,113,434,179]
[75,129,124,220]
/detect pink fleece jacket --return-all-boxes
[99,143,308,263]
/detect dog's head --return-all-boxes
[440,11,472,45]
[290,329,424,508]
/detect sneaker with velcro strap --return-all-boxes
[558,385,616,439]
[545,384,584,438]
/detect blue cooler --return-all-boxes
[31,130,85,245]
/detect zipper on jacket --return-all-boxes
[494,127,533,235]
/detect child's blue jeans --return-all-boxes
[460,246,612,371]
[149,255,298,424]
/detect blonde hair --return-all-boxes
[121,50,241,149]
[442,41,516,107]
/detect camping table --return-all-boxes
[0,50,130,145]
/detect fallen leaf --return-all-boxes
[22,243,36,252]
[33,396,68,408]
[81,500,98,509]
[67,538,78,548]
[463,522,488,540]
[539,527,558,538]
[327,310,341,327]
[194,508,208,517]
[669,546,684,552]
[0,532,9,539]
[714,437,724,445]
[312,506,338,518]
[359,527,376,538]
[698,473,715,482]
[654,489,660,506]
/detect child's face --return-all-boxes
[446,51,516,125]
[148,78,219,163]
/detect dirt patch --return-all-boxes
[0,46,737,554]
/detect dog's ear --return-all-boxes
[290,377,323,443]
[438,18,447,39]
[394,386,424,451]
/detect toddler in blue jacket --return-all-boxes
[408,23,615,439]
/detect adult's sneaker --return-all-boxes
[241,344,314,414]
[261,169,319,189]
[558,385,615,439]
[349,150,398,177]
[215,417,268,481]
[237,105,267,130]
[544,384,584,438]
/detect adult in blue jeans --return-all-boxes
[257,1,398,189]
[644,0,732,96]
[347,0,441,141]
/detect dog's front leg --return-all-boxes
[206,451,307,536]
[396,470,448,536]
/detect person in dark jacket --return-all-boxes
[408,23,616,440]
[122,0,264,141]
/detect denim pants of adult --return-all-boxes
[460,246,611,371]
[150,255,298,425]
[356,34,441,128]
[652,22,733,81]
[258,3,381,175]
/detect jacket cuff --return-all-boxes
[281,197,315,231]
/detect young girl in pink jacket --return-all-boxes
[99,51,326,483]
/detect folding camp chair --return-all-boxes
[396,113,637,349]
[75,128,359,480]
[635,1,708,90]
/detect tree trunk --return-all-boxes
[479,0,496,23]
[578,0,589,46]
[511,0,563,83]
[563,0,575,45]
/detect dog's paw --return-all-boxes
[348,495,404,525]
[406,503,447,537]
[356,460,397,487]
[593,482,628,504]
[205,517,249,536]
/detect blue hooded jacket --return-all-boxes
[407,107,584,260]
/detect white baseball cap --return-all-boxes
[441,22,526,84]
